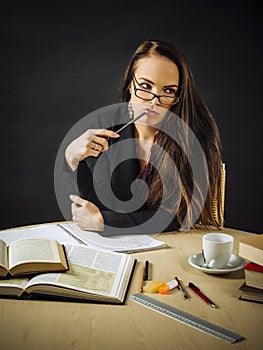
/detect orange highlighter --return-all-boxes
[158,279,179,294]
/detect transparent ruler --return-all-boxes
[130,293,244,343]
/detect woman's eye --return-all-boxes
[140,82,152,90]
[165,88,176,95]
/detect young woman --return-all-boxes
[65,39,223,235]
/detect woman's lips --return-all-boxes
[144,108,160,116]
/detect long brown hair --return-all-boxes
[120,39,223,230]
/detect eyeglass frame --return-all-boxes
[132,75,180,106]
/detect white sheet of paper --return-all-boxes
[59,223,166,252]
[0,224,78,245]
[0,223,166,253]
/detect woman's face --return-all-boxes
[129,55,179,126]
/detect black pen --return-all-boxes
[116,110,147,134]
[175,277,189,299]
[188,282,217,308]
[143,260,149,281]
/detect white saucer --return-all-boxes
[188,253,247,274]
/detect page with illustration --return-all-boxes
[25,244,134,299]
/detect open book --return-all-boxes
[0,244,136,304]
[0,238,68,277]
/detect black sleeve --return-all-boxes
[100,208,180,236]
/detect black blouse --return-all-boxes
[65,104,180,235]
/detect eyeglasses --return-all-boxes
[132,75,180,106]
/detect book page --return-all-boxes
[57,263,115,294]
[26,244,131,296]
[0,277,29,289]
[67,245,123,272]
[9,239,61,269]
[0,239,8,270]
[58,245,122,293]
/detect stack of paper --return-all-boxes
[0,223,166,253]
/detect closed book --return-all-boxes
[244,262,263,289]
[239,234,263,266]
[239,283,263,304]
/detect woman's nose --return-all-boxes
[150,96,159,106]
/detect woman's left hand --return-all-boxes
[70,194,104,231]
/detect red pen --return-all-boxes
[188,282,217,308]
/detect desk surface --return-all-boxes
[0,225,262,350]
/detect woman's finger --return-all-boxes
[89,141,103,153]
[70,194,85,206]
[92,129,120,139]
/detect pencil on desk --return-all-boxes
[139,266,145,293]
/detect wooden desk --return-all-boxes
[0,226,262,350]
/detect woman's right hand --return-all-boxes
[65,129,119,171]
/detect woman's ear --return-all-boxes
[128,83,132,95]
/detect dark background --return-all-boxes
[0,1,262,233]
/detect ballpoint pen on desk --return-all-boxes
[175,277,189,299]
[143,260,149,281]
[188,282,217,308]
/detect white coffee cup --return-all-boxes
[202,233,234,269]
